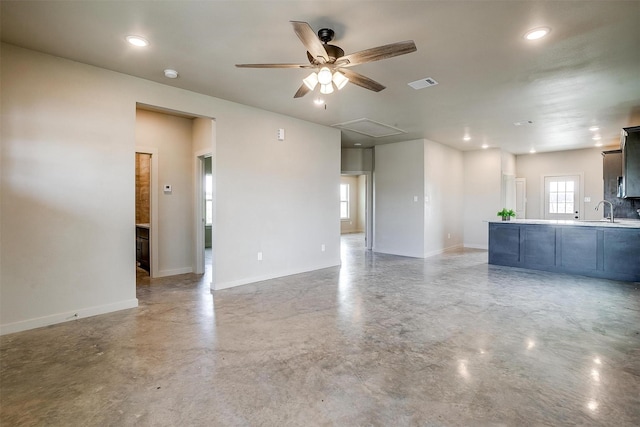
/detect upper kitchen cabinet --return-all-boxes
[620,126,640,198]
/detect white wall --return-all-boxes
[1,44,341,334]
[516,147,605,220]
[424,140,464,256]
[135,109,194,276]
[192,117,215,154]
[374,140,425,257]
[463,149,503,249]
[341,148,373,173]
[375,139,465,258]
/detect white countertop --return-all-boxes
[136,223,150,229]
[488,218,640,229]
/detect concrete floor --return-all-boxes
[1,234,639,426]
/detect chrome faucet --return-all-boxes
[595,200,614,223]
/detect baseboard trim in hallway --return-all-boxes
[0,298,139,336]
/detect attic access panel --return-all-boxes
[332,118,406,138]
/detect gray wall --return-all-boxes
[374,139,464,258]
[1,44,341,334]
[342,148,373,173]
[374,140,425,257]
[516,147,605,221]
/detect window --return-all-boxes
[543,175,580,220]
[548,179,574,214]
[205,174,213,225]
[340,183,349,219]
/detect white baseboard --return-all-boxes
[0,298,139,336]
[424,243,464,258]
[464,243,488,250]
[156,267,193,278]
[212,260,340,291]
[372,247,424,258]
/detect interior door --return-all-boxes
[544,175,581,220]
[515,178,526,219]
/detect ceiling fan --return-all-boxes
[236,21,417,98]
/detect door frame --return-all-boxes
[515,178,526,219]
[194,149,212,275]
[135,146,159,278]
[340,171,372,250]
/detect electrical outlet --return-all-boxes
[257,252,263,261]
[321,244,325,252]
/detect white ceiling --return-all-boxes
[2,1,639,154]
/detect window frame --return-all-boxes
[340,183,350,220]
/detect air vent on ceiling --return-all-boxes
[408,77,439,90]
[332,118,406,138]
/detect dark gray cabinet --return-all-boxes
[621,125,640,198]
[489,222,640,282]
[136,226,150,272]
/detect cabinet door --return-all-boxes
[136,239,142,262]
[622,127,640,198]
[603,229,640,279]
[140,238,150,271]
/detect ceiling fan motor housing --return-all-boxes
[318,28,335,43]
[306,45,345,63]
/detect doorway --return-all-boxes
[134,147,159,278]
[135,152,151,276]
[194,151,213,276]
[340,174,371,250]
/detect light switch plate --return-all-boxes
[584,196,591,202]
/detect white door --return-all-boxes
[544,175,581,220]
[515,178,526,219]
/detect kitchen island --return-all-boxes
[488,219,640,282]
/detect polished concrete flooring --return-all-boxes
[1,235,639,426]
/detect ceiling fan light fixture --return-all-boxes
[303,72,319,90]
[126,35,149,47]
[320,83,334,95]
[317,67,333,85]
[332,71,349,90]
[524,27,550,40]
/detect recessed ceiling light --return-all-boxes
[592,135,601,140]
[595,142,603,147]
[164,69,179,79]
[589,126,599,132]
[529,148,536,154]
[481,144,489,149]
[126,35,149,47]
[463,135,471,141]
[354,143,362,146]
[524,27,550,41]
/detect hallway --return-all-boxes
[1,237,639,425]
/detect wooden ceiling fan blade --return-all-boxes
[294,83,312,98]
[235,63,312,69]
[341,69,386,92]
[340,40,417,67]
[291,21,328,63]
